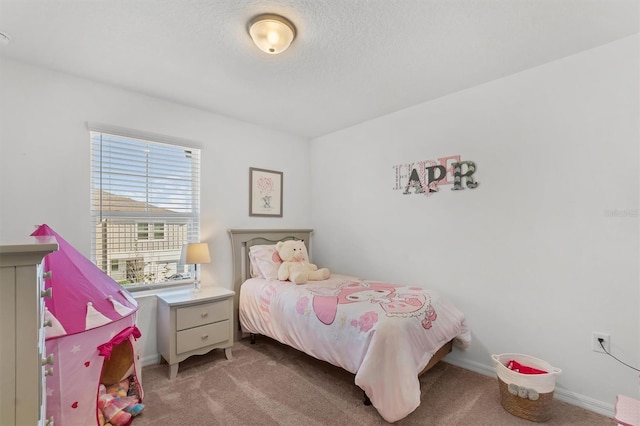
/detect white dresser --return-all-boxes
[157,286,235,379]
[0,239,57,426]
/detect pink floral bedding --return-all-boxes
[239,274,471,423]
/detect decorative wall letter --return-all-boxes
[426,165,447,192]
[403,169,425,194]
[451,161,479,190]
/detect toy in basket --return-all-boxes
[492,353,562,422]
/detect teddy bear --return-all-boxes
[276,240,330,284]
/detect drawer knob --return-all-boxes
[42,271,52,279]
[201,312,209,318]
[41,288,53,298]
[45,368,54,376]
[41,354,54,366]
[201,334,209,340]
[43,320,53,327]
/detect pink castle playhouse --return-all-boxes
[32,224,144,426]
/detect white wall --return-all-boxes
[0,58,312,363]
[1,34,637,417]
[309,35,639,416]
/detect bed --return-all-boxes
[229,228,471,423]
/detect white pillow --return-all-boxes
[248,242,309,280]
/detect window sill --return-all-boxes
[128,281,194,299]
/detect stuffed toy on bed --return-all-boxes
[276,240,330,284]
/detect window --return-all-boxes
[137,223,165,241]
[90,130,201,289]
[153,223,165,240]
[137,223,149,240]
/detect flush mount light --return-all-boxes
[248,14,296,54]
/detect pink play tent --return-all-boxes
[32,224,144,426]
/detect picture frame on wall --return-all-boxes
[249,167,283,217]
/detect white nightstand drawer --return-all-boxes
[176,299,230,331]
[176,320,230,354]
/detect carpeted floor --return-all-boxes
[132,338,615,425]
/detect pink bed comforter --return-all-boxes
[239,274,471,423]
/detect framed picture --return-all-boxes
[249,167,283,217]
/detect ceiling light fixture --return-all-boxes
[248,14,296,55]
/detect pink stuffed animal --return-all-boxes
[98,382,144,425]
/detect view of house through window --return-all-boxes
[90,130,201,288]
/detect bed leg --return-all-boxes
[250,333,256,344]
[363,391,371,406]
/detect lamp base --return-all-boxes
[192,263,202,293]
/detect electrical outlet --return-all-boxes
[592,332,610,353]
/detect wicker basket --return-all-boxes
[492,354,562,422]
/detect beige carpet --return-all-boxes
[133,338,615,425]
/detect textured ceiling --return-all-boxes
[0,0,638,139]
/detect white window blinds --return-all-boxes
[90,131,201,287]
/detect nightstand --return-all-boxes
[156,286,235,379]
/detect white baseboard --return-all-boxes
[446,357,495,377]
[141,353,162,367]
[554,389,615,418]
[444,358,615,418]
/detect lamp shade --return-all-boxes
[183,243,211,265]
[249,14,296,54]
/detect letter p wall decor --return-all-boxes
[392,155,479,197]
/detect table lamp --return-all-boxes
[183,242,211,292]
